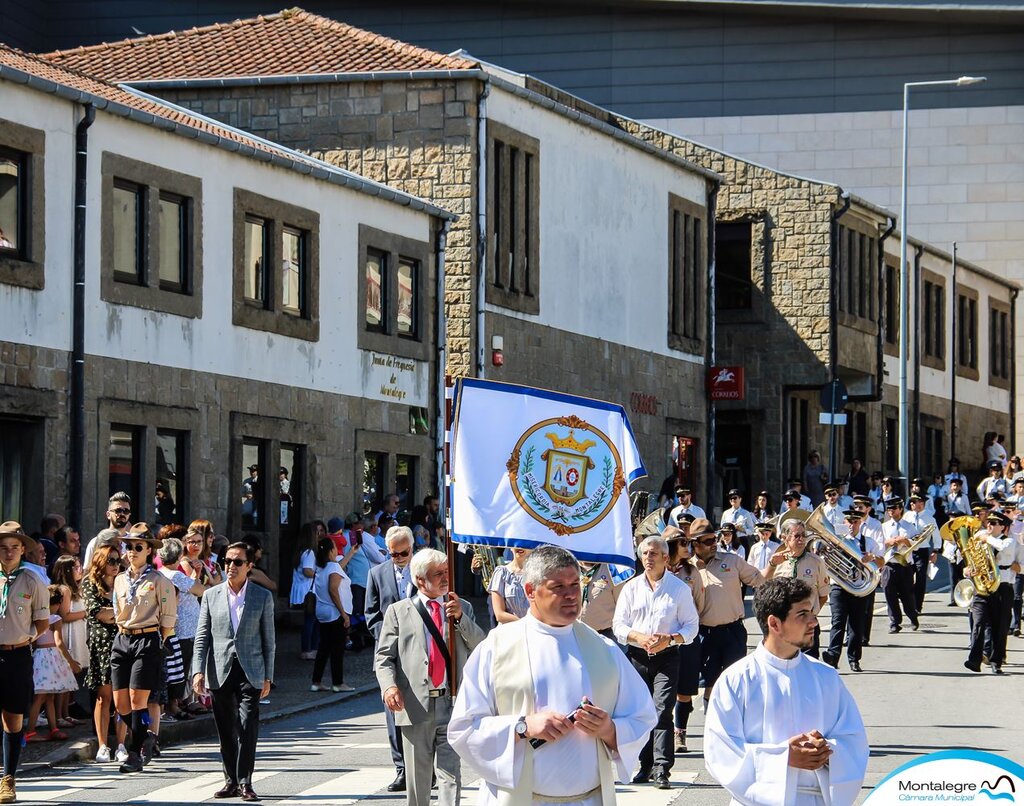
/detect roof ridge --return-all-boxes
[39,8,293,60]
[2,40,129,91]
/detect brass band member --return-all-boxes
[964,511,1020,675]
[111,524,176,773]
[664,526,705,755]
[765,519,829,658]
[881,497,920,634]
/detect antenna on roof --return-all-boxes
[131,26,147,36]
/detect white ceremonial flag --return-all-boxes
[450,378,647,566]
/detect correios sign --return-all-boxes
[709,366,744,401]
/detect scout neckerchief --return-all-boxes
[125,563,154,605]
[581,564,600,605]
[0,561,25,618]
[788,550,804,578]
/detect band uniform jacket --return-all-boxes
[192,582,276,689]
[374,596,485,726]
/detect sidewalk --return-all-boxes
[23,611,382,772]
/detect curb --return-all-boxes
[23,683,379,773]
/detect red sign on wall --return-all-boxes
[708,366,744,401]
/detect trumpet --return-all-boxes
[893,524,937,562]
[940,516,999,608]
[804,504,880,597]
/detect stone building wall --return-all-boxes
[160,79,480,378]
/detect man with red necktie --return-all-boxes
[375,549,485,806]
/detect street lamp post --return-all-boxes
[898,75,986,488]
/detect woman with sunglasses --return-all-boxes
[110,524,176,774]
[665,526,705,754]
[180,520,224,588]
[83,537,128,764]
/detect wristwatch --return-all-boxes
[515,716,528,739]
[669,634,681,646]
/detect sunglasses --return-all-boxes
[697,538,718,546]
[224,558,248,567]
[125,543,148,553]
[110,508,131,515]
[105,556,122,566]
[389,549,411,558]
[185,540,203,547]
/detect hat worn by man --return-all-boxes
[843,509,865,520]
[971,502,989,515]
[0,520,38,553]
[881,476,895,485]
[883,496,903,510]
[326,516,345,534]
[755,521,776,530]
[852,495,873,506]
[908,493,926,503]
[126,522,163,549]
[676,513,696,525]
[248,464,259,472]
[688,518,716,539]
[988,460,1003,471]
[823,481,839,494]
[986,511,1012,528]
[727,488,742,498]
[675,485,691,494]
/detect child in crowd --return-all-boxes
[51,556,90,728]
[26,586,80,742]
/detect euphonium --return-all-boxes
[894,523,937,562]
[804,504,880,597]
[940,515,999,607]
[473,545,501,586]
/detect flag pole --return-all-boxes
[443,374,458,696]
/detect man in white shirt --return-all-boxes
[668,486,706,526]
[852,496,883,645]
[449,546,656,806]
[785,479,812,512]
[881,497,919,633]
[720,490,756,541]
[964,511,1020,675]
[704,577,869,806]
[905,493,940,614]
[821,510,883,672]
[613,536,699,789]
[977,460,1010,503]
[748,522,781,572]
[943,458,968,495]
[944,478,971,517]
[820,482,846,536]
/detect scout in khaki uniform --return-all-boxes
[766,518,830,658]
[665,525,705,753]
[0,522,49,805]
[111,523,176,774]
[578,561,621,640]
[689,518,765,710]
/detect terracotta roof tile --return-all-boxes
[40,8,478,83]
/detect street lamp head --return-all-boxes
[956,76,987,86]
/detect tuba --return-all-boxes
[940,516,999,607]
[805,504,880,597]
[893,524,937,562]
[472,545,501,586]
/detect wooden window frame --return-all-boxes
[921,270,946,371]
[668,193,705,355]
[0,119,45,290]
[989,297,1011,390]
[956,286,979,381]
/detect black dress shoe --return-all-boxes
[992,664,1004,675]
[654,772,671,790]
[119,751,144,773]
[964,660,981,673]
[387,771,406,792]
[631,770,651,784]
[911,622,920,631]
[215,783,240,799]
[239,784,260,802]
[849,661,862,672]
[821,653,839,669]
[888,625,901,634]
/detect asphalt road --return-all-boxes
[18,592,1024,805]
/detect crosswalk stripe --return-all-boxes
[617,771,699,805]
[130,770,278,802]
[281,767,394,805]
[15,769,120,801]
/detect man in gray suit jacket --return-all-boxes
[375,548,485,806]
[192,542,275,803]
[365,526,416,792]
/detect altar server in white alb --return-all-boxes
[448,546,656,806]
[704,577,868,806]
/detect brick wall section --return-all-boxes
[160,80,479,378]
[616,118,842,495]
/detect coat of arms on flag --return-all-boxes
[449,379,646,567]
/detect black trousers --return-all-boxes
[968,583,1014,667]
[312,617,347,686]
[826,586,866,665]
[699,620,747,693]
[1011,574,1023,633]
[862,589,877,643]
[628,646,678,775]
[211,660,261,786]
[884,563,918,628]
[948,560,965,606]
[912,548,931,612]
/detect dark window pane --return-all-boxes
[279,445,298,526]
[241,441,264,530]
[363,451,386,515]
[366,249,386,331]
[282,226,303,317]
[396,454,416,512]
[244,217,267,305]
[113,184,142,282]
[397,258,416,338]
[158,195,186,291]
[0,153,22,254]
[108,424,141,507]
[155,429,184,526]
[715,221,752,311]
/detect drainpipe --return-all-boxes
[950,242,958,462]
[828,193,851,479]
[912,243,924,480]
[474,78,491,380]
[1010,287,1018,448]
[875,217,897,399]
[434,219,451,528]
[69,104,95,530]
[705,182,718,507]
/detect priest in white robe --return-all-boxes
[704,576,868,806]
[448,545,656,806]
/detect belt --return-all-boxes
[0,642,31,651]
[703,619,742,630]
[999,565,1014,570]
[119,626,160,636]
[534,785,601,803]
[628,644,677,658]
[427,688,447,698]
